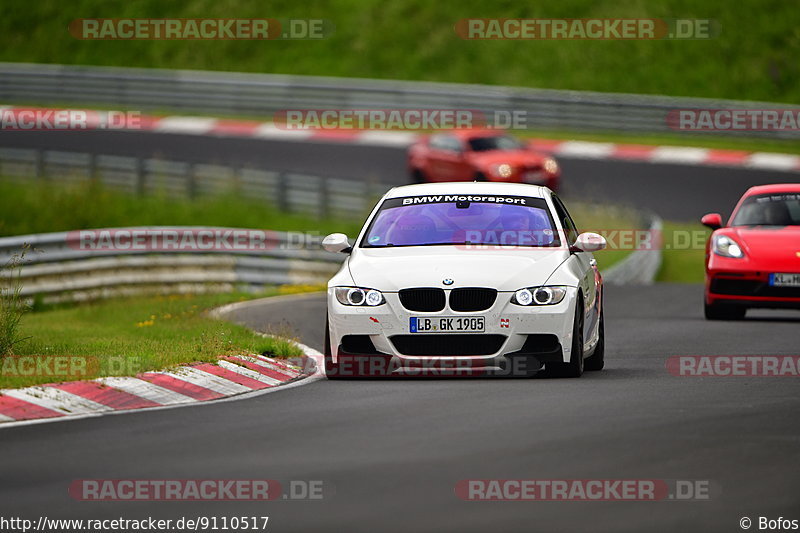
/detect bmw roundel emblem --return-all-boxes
[443,278,454,285]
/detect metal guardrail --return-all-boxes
[0,147,387,219]
[0,228,344,303]
[0,63,797,140]
[1,220,660,304]
[603,215,663,285]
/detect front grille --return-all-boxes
[449,288,497,312]
[711,278,800,298]
[390,334,506,356]
[399,288,446,312]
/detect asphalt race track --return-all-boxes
[2,130,800,220]
[1,130,799,532]
[1,287,799,532]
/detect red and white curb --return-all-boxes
[0,351,320,427]
[3,105,798,172]
[526,139,800,172]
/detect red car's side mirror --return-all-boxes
[701,213,723,230]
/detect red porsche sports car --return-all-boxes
[407,129,561,190]
[701,183,800,320]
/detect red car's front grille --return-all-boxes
[711,278,800,298]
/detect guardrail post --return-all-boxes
[88,153,97,183]
[277,172,289,212]
[319,176,330,220]
[187,163,197,199]
[231,166,242,195]
[34,149,44,179]
[135,157,145,196]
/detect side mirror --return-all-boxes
[572,232,607,252]
[322,233,352,254]
[700,213,723,230]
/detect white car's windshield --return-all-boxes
[361,195,559,248]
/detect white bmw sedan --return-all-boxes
[321,182,606,378]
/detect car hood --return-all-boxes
[723,226,800,264]
[466,150,545,167]
[347,246,570,291]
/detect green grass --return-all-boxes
[0,289,318,389]
[0,178,364,237]
[656,221,710,283]
[0,0,797,103]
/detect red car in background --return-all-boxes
[407,129,561,190]
[701,184,800,320]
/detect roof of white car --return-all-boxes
[384,182,549,199]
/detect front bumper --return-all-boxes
[706,269,800,309]
[327,287,578,375]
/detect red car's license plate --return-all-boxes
[770,273,800,287]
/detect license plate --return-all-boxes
[409,316,485,333]
[770,273,800,287]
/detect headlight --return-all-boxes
[712,235,744,258]
[492,163,513,178]
[334,287,386,306]
[511,286,567,306]
[543,157,559,174]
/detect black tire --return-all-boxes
[547,300,584,378]
[584,309,605,371]
[704,301,746,320]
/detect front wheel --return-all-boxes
[584,310,604,371]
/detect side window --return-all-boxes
[551,195,579,245]
[429,134,449,151]
[429,135,461,153]
[443,136,463,153]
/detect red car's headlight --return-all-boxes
[543,157,559,174]
[712,235,745,258]
[490,163,514,178]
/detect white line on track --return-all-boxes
[253,123,315,140]
[355,131,419,147]
[747,152,800,171]
[650,146,710,164]
[555,141,617,159]
[154,116,217,134]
